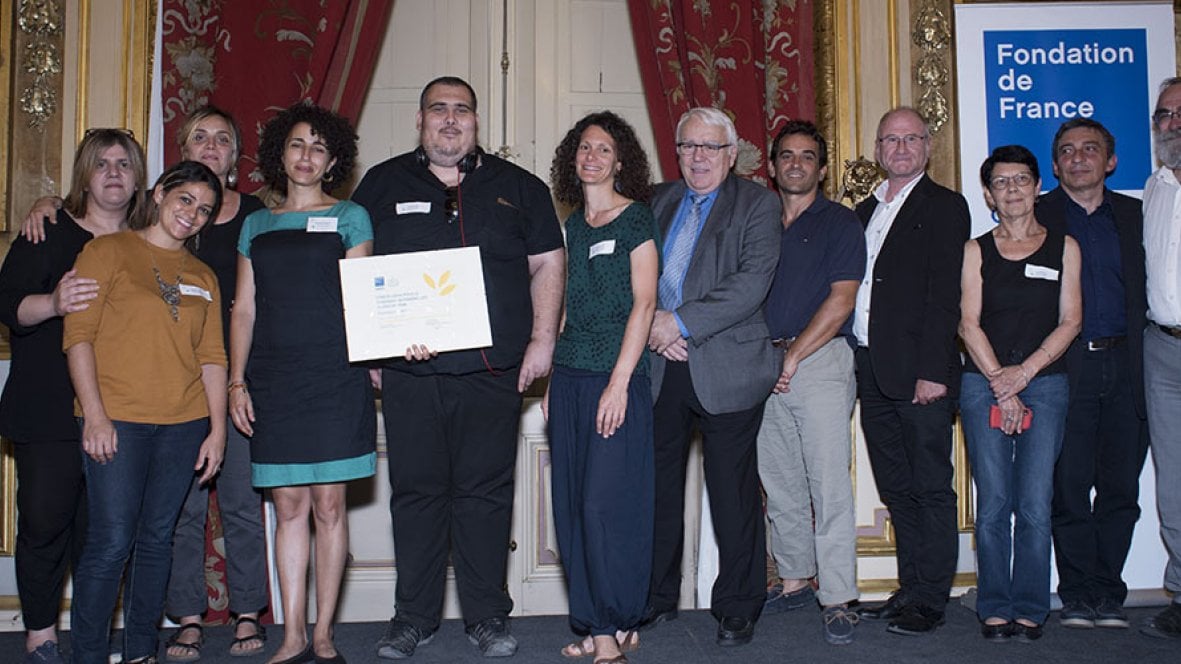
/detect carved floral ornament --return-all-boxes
[18,0,62,34]
[912,0,952,135]
[17,0,64,128]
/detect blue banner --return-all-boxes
[983,29,1149,191]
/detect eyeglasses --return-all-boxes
[1152,107,1181,124]
[444,186,459,223]
[988,173,1035,190]
[877,134,927,148]
[676,142,732,156]
[84,127,135,139]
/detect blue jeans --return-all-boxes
[961,372,1068,625]
[70,418,208,664]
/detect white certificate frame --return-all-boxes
[339,247,493,361]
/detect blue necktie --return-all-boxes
[659,194,705,310]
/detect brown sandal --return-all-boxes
[560,638,596,658]
[617,631,640,653]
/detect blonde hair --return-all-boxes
[176,105,243,186]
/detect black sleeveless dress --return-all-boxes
[244,206,376,487]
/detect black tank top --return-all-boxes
[965,228,1067,375]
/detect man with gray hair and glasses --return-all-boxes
[1140,75,1181,640]
[638,106,781,647]
[852,107,969,636]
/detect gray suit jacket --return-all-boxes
[649,174,782,414]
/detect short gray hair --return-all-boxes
[676,107,738,146]
[1158,76,1181,97]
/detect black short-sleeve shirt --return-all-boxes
[352,151,563,375]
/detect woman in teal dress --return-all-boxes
[228,103,375,664]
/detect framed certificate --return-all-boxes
[339,247,493,361]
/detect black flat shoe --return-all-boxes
[1011,622,1043,642]
[271,644,314,664]
[981,622,1012,641]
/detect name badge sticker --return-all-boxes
[396,201,432,215]
[1025,264,1059,281]
[307,216,338,233]
[589,239,616,259]
[178,284,213,301]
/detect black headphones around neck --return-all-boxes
[414,145,482,174]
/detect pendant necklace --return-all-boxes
[149,245,186,322]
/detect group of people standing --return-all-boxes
[2,72,1181,664]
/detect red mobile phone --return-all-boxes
[989,404,1033,429]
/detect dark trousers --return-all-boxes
[381,368,521,631]
[649,361,766,622]
[548,366,654,635]
[12,439,87,631]
[855,348,958,610]
[1052,343,1149,605]
[166,417,268,618]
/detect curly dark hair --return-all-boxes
[550,111,652,207]
[256,102,358,194]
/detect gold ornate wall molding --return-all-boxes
[0,440,13,555]
[3,0,66,237]
[912,0,958,189]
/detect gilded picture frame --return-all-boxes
[1,440,14,555]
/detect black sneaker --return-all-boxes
[376,619,435,659]
[1059,600,1096,629]
[466,617,518,657]
[886,604,944,636]
[1093,598,1129,628]
[1141,603,1181,639]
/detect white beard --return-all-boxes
[1154,128,1181,170]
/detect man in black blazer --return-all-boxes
[640,107,782,646]
[1037,118,1148,631]
[853,107,969,635]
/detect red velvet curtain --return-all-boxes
[160,0,392,192]
[627,0,815,184]
[156,0,392,623]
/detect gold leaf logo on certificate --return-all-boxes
[423,270,457,296]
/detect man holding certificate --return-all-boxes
[353,76,565,660]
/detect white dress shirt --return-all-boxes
[1143,165,1181,327]
[853,173,925,346]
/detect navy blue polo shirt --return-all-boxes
[763,194,866,340]
[1064,193,1126,340]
